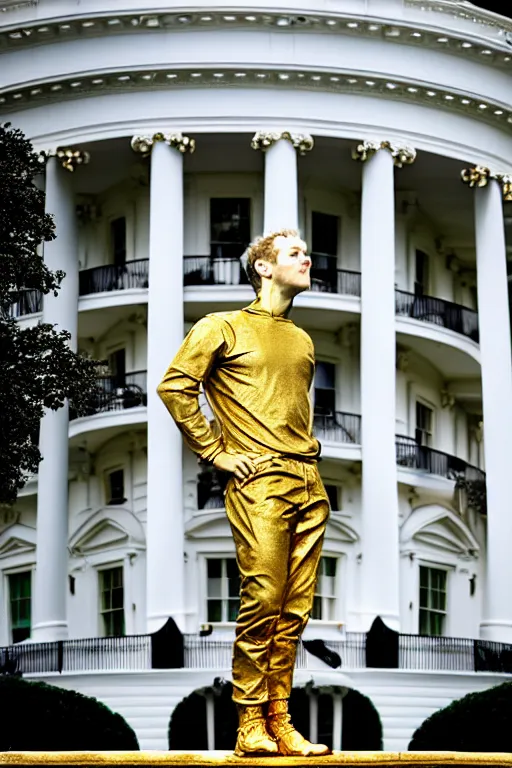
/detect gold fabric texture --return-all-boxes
[157,297,321,463]
[226,457,329,704]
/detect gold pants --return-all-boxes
[225,456,329,705]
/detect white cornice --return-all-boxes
[1,64,510,135]
[405,0,512,33]
[0,9,511,72]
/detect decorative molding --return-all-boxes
[461,165,512,201]
[251,130,314,155]
[440,388,456,410]
[352,139,417,167]
[404,0,512,34]
[1,9,511,70]
[1,66,511,135]
[396,348,410,372]
[130,131,195,156]
[39,146,90,172]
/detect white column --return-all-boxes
[358,146,401,632]
[143,136,187,633]
[253,131,313,234]
[32,155,78,642]
[474,179,512,643]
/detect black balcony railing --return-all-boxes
[3,628,512,675]
[395,435,485,484]
[9,289,43,318]
[184,256,250,287]
[70,371,147,420]
[313,411,361,444]
[79,260,149,296]
[395,289,479,342]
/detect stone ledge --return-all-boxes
[2,753,512,766]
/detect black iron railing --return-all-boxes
[184,256,249,287]
[79,260,149,296]
[70,370,147,420]
[395,435,485,483]
[395,289,479,342]
[314,412,361,444]
[3,630,512,674]
[9,289,43,317]
[310,269,361,297]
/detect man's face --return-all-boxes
[267,235,311,295]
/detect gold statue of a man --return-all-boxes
[158,230,331,756]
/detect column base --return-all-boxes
[480,620,512,644]
[31,620,68,643]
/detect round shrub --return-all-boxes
[409,681,512,752]
[0,675,139,751]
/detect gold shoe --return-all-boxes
[267,699,331,756]
[234,704,279,757]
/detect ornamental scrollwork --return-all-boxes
[130,132,196,157]
[251,131,314,156]
[39,147,90,173]
[351,140,416,168]
[461,166,512,202]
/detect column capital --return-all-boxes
[461,165,512,202]
[251,130,314,156]
[352,140,416,168]
[130,132,195,157]
[39,147,90,173]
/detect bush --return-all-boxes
[0,675,139,750]
[409,681,512,752]
[168,682,382,750]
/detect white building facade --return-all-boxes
[1,0,512,751]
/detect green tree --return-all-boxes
[0,122,98,505]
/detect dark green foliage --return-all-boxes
[168,681,383,750]
[409,681,512,752]
[0,674,139,750]
[0,122,98,504]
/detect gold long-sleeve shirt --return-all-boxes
[157,297,321,463]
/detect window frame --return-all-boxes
[97,563,126,638]
[7,568,32,644]
[418,564,449,637]
[314,361,337,417]
[415,399,434,447]
[104,465,127,506]
[205,555,241,624]
[312,556,338,622]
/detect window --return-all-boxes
[414,249,429,296]
[312,557,337,620]
[106,468,125,505]
[324,484,340,511]
[210,198,251,261]
[99,566,125,636]
[110,217,126,266]
[197,468,227,510]
[415,402,433,447]
[311,212,339,291]
[8,571,31,643]
[107,348,126,390]
[206,558,240,622]
[419,566,447,636]
[314,362,336,416]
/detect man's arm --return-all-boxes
[157,316,226,463]
[157,316,257,480]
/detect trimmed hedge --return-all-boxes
[0,675,139,750]
[169,682,383,750]
[409,681,512,752]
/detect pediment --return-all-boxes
[326,516,359,543]
[69,507,145,554]
[185,511,231,539]
[401,504,479,557]
[0,523,36,558]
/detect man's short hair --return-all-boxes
[244,229,300,294]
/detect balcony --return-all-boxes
[313,412,361,445]
[78,260,149,296]
[9,289,43,318]
[2,629,512,675]
[395,435,485,484]
[395,290,479,343]
[70,371,147,421]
